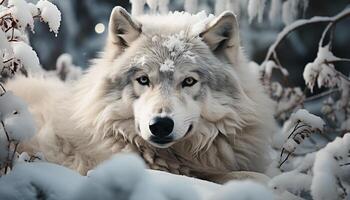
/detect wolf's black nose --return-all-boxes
[149,117,174,137]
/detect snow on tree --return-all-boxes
[0,0,61,175]
[36,0,61,35]
[0,0,61,78]
[55,53,82,82]
[261,5,350,200]
[0,90,36,175]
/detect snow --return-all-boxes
[282,0,297,25]
[0,153,282,200]
[8,0,34,31]
[261,60,289,80]
[269,171,312,195]
[0,29,12,71]
[269,0,282,23]
[341,118,350,132]
[56,53,82,81]
[282,0,309,25]
[303,63,320,92]
[265,60,276,77]
[159,59,175,72]
[0,29,12,55]
[258,0,266,23]
[130,0,146,16]
[146,0,158,13]
[184,0,198,14]
[0,128,9,166]
[264,9,349,64]
[0,161,84,200]
[247,0,266,23]
[158,0,169,14]
[314,45,339,65]
[191,13,215,36]
[27,3,39,16]
[0,91,36,142]
[311,150,340,200]
[282,139,298,153]
[215,0,227,15]
[162,31,187,54]
[271,82,283,98]
[36,0,62,35]
[226,0,241,16]
[12,41,42,75]
[151,35,159,42]
[247,0,260,23]
[289,109,325,131]
[316,64,337,89]
[294,152,316,172]
[303,45,340,91]
[213,181,274,200]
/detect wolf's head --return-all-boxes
[75,7,268,151]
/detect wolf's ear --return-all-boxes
[199,12,240,64]
[108,6,142,48]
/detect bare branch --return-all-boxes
[325,58,350,64]
[304,88,340,102]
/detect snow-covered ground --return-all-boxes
[1,153,306,200]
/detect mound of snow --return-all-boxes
[0,153,283,200]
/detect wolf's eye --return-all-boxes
[182,77,197,88]
[136,76,150,86]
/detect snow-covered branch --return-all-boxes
[264,7,350,63]
[0,0,61,175]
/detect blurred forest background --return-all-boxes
[28,0,350,90]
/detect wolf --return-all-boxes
[6,7,277,183]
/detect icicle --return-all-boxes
[247,0,260,23]
[301,0,309,17]
[130,0,146,16]
[257,0,266,23]
[158,0,169,14]
[146,0,158,14]
[282,0,298,25]
[268,0,281,24]
[184,0,198,14]
[215,0,227,15]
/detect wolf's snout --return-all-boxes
[149,116,174,137]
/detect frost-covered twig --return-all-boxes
[278,109,324,168]
[0,0,60,175]
[0,0,61,79]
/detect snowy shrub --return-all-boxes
[261,5,350,200]
[0,0,61,78]
[0,0,61,175]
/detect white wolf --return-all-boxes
[6,7,277,183]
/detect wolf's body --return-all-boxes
[6,8,277,182]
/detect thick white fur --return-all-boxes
[6,9,277,182]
